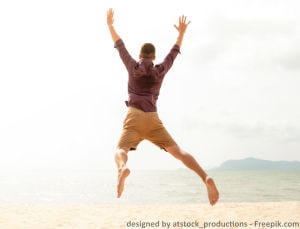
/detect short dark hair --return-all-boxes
[140,43,155,59]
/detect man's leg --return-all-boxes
[165,145,219,205]
[115,147,130,198]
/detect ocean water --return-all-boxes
[0,169,299,204]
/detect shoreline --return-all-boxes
[0,202,299,229]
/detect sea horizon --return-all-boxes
[0,168,299,205]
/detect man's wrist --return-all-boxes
[177,33,184,39]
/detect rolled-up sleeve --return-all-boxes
[157,44,181,75]
[114,39,136,72]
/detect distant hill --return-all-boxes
[214,157,300,170]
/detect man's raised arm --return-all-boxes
[107,8,120,43]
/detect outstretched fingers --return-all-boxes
[179,15,191,26]
[174,15,191,32]
[179,15,186,24]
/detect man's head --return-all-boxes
[139,43,155,60]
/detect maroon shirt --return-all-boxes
[114,39,180,112]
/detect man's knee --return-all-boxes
[166,145,185,160]
[116,147,129,155]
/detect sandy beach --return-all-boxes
[0,202,299,229]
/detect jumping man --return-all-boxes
[107,8,219,205]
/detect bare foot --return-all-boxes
[117,167,130,198]
[205,176,219,206]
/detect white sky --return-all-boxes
[0,0,299,170]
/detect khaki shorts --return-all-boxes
[117,107,177,150]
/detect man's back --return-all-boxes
[114,39,181,112]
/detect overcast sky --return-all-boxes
[0,0,299,170]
